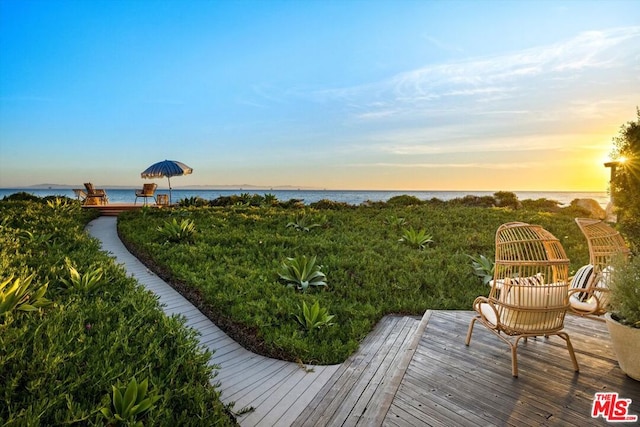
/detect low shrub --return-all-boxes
[386,195,423,206]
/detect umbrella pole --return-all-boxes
[167,176,172,204]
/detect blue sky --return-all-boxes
[1,0,639,191]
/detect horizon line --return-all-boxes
[0,184,608,193]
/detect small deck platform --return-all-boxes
[384,311,640,427]
[82,203,167,216]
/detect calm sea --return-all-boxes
[0,188,610,207]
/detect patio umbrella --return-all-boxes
[141,160,193,203]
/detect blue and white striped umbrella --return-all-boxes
[141,160,193,203]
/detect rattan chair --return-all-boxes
[135,183,158,205]
[569,218,631,318]
[465,222,579,377]
[83,183,108,205]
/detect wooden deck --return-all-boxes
[384,311,640,426]
[82,202,169,216]
[87,217,640,426]
[293,313,429,426]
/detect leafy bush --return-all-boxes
[309,199,352,209]
[178,196,210,207]
[1,191,41,202]
[0,199,235,425]
[610,108,640,252]
[609,255,640,328]
[520,198,561,212]
[0,274,51,321]
[449,195,496,207]
[386,195,423,206]
[493,191,520,209]
[467,254,495,285]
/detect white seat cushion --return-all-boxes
[569,293,598,313]
[500,284,567,329]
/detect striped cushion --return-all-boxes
[507,273,544,286]
[570,264,593,302]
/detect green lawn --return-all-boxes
[118,199,591,365]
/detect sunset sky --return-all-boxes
[1,0,639,191]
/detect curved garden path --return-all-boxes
[86,216,425,426]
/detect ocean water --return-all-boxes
[0,188,610,207]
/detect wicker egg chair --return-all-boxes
[465,222,579,377]
[569,218,631,318]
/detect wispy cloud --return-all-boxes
[422,35,463,54]
[349,161,540,170]
[309,26,639,119]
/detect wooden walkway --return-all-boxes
[87,217,640,426]
[87,217,424,426]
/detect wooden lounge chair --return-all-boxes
[72,189,87,202]
[568,218,631,319]
[135,183,158,205]
[465,222,579,377]
[83,183,108,205]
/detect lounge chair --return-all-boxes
[568,218,631,319]
[135,183,158,205]
[73,189,87,202]
[465,222,579,377]
[83,183,109,205]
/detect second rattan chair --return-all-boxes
[569,218,631,319]
[465,222,579,377]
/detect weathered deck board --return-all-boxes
[293,314,426,426]
[384,310,640,426]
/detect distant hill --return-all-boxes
[17,183,321,190]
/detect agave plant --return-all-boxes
[157,218,196,243]
[286,214,321,232]
[295,300,335,331]
[46,197,79,213]
[278,255,327,292]
[99,377,161,426]
[59,261,106,294]
[399,227,434,250]
[1,274,51,319]
[384,215,407,228]
[263,193,278,206]
[468,254,495,285]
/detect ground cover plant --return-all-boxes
[118,194,591,365]
[0,198,236,426]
